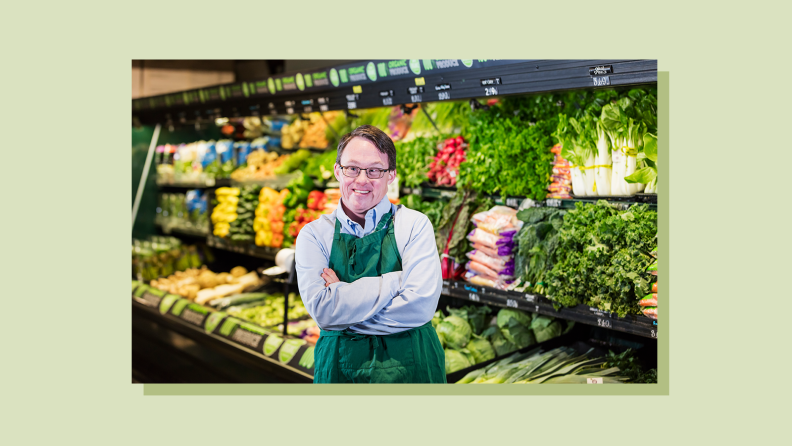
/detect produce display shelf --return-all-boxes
[133,59,656,124]
[206,235,279,260]
[441,279,658,339]
[132,284,315,382]
[155,223,209,238]
[157,178,231,189]
[401,185,657,210]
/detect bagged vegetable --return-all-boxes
[467,249,509,271]
[471,206,520,235]
[640,294,657,307]
[467,228,516,251]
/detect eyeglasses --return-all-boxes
[339,165,392,179]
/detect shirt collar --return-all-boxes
[336,195,393,237]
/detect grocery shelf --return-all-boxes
[133,59,657,124]
[155,223,209,238]
[441,279,658,339]
[206,235,279,260]
[402,185,657,210]
[132,283,315,382]
[157,178,231,189]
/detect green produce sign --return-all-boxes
[329,68,339,87]
[267,78,276,94]
[409,59,421,75]
[366,62,377,81]
[296,73,305,91]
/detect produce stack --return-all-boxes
[281,173,315,248]
[463,206,520,290]
[149,265,261,303]
[211,187,240,238]
[547,144,572,199]
[230,150,288,182]
[254,187,287,248]
[435,306,571,374]
[226,185,259,242]
[274,149,312,175]
[427,135,466,186]
[640,247,658,320]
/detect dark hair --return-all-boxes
[336,125,396,171]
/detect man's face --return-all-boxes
[334,137,396,217]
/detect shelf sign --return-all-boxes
[379,90,394,97]
[281,76,297,91]
[484,86,499,96]
[410,94,423,103]
[382,97,393,106]
[481,78,502,86]
[593,76,611,87]
[414,77,426,86]
[346,94,359,101]
[313,71,330,87]
[329,69,340,87]
[352,85,362,94]
[587,378,604,384]
[438,91,451,101]
[435,83,451,91]
[589,65,613,76]
[348,66,366,82]
[347,102,357,110]
[407,86,424,95]
[388,59,410,76]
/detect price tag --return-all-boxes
[304,106,312,113]
[415,77,425,86]
[352,85,362,94]
[597,318,612,329]
[468,293,480,302]
[286,107,294,114]
[535,305,540,313]
[346,94,360,101]
[320,105,329,112]
[506,197,519,207]
[407,86,425,95]
[546,199,561,207]
[593,76,611,87]
[587,378,604,384]
[180,308,207,326]
[410,94,423,103]
[506,299,518,308]
[347,102,357,110]
[480,78,502,86]
[382,97,393,106]
[524,294,535,302]
[589,65,613,76]
[231,326,264,348]
[484,86,498,96]
[438,91,451,101]
[442,286,450,295]
[650,329,657,339]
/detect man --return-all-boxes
[295,125,445,383]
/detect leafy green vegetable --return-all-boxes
[514,207,566,293]
[481,326,516,356]
[496,309,535,349]
[431,310,444,329]
[530,316,563,343]
[466,335,496,364]
[602,349,657,383]
[458,105,556,200]
[545,201,657,316]
[436,315,472,350]
[445,349,473,374]
[394,136,438,188]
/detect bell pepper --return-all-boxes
[307,190,327,211]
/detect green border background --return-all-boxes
[6,0,789,443]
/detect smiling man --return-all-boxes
[295,125,445,383]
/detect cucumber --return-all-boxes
[211,293,270,310]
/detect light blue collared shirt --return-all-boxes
[295,196,442,335]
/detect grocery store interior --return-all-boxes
[132,59,659,384]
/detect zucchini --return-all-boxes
[210,293,270,309]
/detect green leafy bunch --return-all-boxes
[394,136,440,188]
[544,201,657,316]
[458,105,556,200]
[514,207,567,292]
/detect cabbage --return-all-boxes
[496,309,535,349]
[496,309,533,329]
[445,349,473,374]
[467,335,496,364]
[531,316,563,343]
[436,315,472,350]
[431,310,444,329]
[482,326,517,356]
[448,305,492,335]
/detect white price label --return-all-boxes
[506,299,518,308]
[506,198,519,207]
[442,287,450,295]
[650,329,657,339]
[468,293,480,302]
[304,106,312,113]
[286,107,294,114]
[347,102,357,109]
[319,105,329,112]
[438,91,451,101]
[592,76,611,87]
[484,86,498,96]
[546,199,561,207]
[597,318,612,329]
[382,97,393,106]
[524,294,535,302]
[587,378,604,384]
[410,94,423,103]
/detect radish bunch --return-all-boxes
[428,136,467,186]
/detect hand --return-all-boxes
[322,268,340,287]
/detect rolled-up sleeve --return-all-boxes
[295,221,403,331]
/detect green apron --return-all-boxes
[313,210,446,383]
